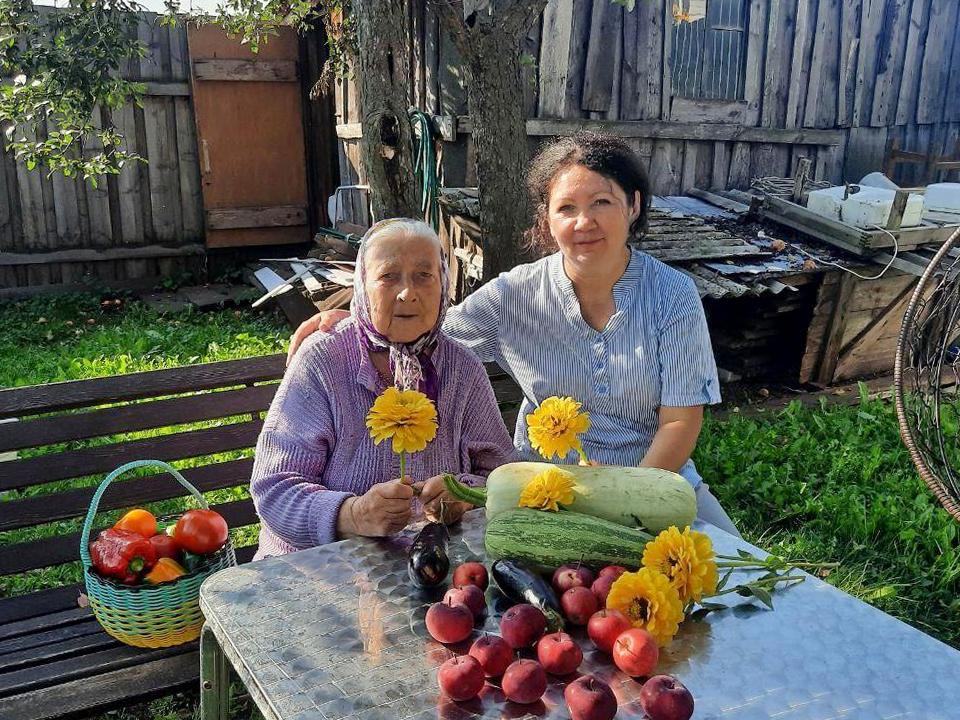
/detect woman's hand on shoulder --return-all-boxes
[286,310,351,366]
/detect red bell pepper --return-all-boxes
[89,528,158,584]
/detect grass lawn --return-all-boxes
[1,293,958,720]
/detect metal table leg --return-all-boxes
[200,623,230,720]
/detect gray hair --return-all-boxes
[360,218,443,262]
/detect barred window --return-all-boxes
[670,0,749,101]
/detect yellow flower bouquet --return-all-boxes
[365,386,438,479]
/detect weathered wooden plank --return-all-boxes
[0,147,14,251]
[660,0,674,120]
[0,353,283,417]
[750,143,790,180]
[870,0,911,127]
[946,21,960,123]
[814,272,857,384]
[836,0,862,127]
[0,423,263,493]
[670,98,745,124]
[424,4,440,115]
[521,11,543,118]
[438,17,467,118]
[620,0,661,120]
[711,141,731,190]
[917,0,960,124]
[581,0,620,113]
[895,0,931,126]
[0,459,256,533]
[521,118,842,144]
[803,0,840,128]
[1,143,24,252]
[85,108,114,247]
[192,59,298,82]
[168,22,189,81]
[727,142,752,189]
[113,103,146,246]
[143,98,183,243]
[648,139,683,196]
[205,205,307,230]
[174,97,204,241]
[742,0,768,125]
[852,0,886,127]
[844,126,888,182]
[761,0,798,128]
[538,0,591,118]
[0,244,205,267]
[785,0,818,129]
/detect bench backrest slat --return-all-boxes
[0,384,277,453]
[0,499,260,576]
[0,421,263,492]
[0,458,255,533]
[0,355,286,417]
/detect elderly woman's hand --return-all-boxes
[286,310,350,366]
[416,475,473,526]
[337,477,415,537]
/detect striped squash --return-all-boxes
[484,508,653,570]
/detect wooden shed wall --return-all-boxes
[0,13,205,294]
[334,0,960,197]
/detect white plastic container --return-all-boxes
[841,187,924,228]
[806,186,845,221]
[924,183,960,214]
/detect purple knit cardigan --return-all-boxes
[250,319,517,558]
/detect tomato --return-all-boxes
[175,509,229,554]
[114,508,158,538]
[148,532,181,560]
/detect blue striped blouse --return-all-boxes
[443,248,721,488]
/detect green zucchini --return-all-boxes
[484,508,653,570]
[446,462,696,533]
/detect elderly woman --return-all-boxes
[291,132,740,537]
[251,219,516,558]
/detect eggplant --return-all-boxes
[491,559,564,630]
[407,522,450,587]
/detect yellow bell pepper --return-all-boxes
[144,557,187,584]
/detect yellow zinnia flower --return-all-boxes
[606,568,685,646]
[365,387,438,454]
[642,526,719,606]
[517,467,576,511]
[526,396,591,461]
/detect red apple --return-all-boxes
[425,599,474,644]
[452,561,489,591]
[444,584,486,618]
[468,634,514,678]
[612,628,659,677]
[587,608,632,654]
[640,675,694,720]
[591,574,617,606]
[501,659,547,704]
[437,655,485,702]
[499,603,547,648]
[536,631,583,675]
[551,564,595,594]
[564,674,618,720]
[598,565,627,580]
[561,586,599,625]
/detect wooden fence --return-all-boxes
[334,0,960,196]
[0,12,204,294]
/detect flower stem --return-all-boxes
[399,452,406,481]
[576,447,589,465]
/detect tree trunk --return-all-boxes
[435,0,547,279]
[353,0,419,220]
[463,30,531,278]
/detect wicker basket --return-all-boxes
[80,459,237,648]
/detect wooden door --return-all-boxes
[188,25,309,248]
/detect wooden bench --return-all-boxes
[0,353,521,720]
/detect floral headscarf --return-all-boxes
[351,218,450,401]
